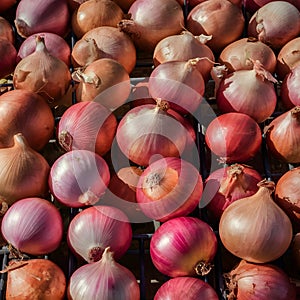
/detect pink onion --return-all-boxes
[48,149,110,207]
[150,216,217,277]
[1,197,63,256]
[0,38,16,78]
[67,205,132,262]
[68,247,140,300]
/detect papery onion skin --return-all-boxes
[6,259,67,300]
[247,1,300,49]
[0,38,17,79]
[219,180,293,263]
[68,247,140,300]
[136,157,203,222]
[154,277,219,300]
[49,149,110,208]
[1,197,63,255]
[150,216,217,277]
[0,17,14,44]
[205,112,262,164]
[225,260,297,300]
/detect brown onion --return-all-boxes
[71,26,136,73]
[219,179,293,263]
[0,89,54,150]
[219,37,277,74]
[247,1,300,49]
[0,134,50,205]
[0,38,17,79]
[0,16,14,44]
[225,260,297,300]
[186,0,245,53]
[72,0,124,38]
[265,106,300,163]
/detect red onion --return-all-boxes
[0,0,16,13]
[203,164,262,220]
[67,205,132,262]
[14,0,70,38]
[150,216,217,277]
[248,1,300,49]
[225,260,297,300]
[154,277,219,300]
[148,59,205,114]
[0,38,16,79]
[0,17,14,44]
[17,32,71,66]
[1,197,63,256]
[68,247,140,300]
[186,0,245,53]
[205,112,262,164]
[219,37,277,74]
[265,106,300,163]
[57,101,117,156]
[136,157,203,222]
[48,149,110,207]
[281,64,300,109]
[118,0,184,52]
[216,60,278,123]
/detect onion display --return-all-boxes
[72,0,124,38]
[14,0,70,38]
[71,26,136,73]
[150,216,217,277]
[0,134,50,206]
[225,260,296,300]
[265,106,300,163]
[118,0,184,52]
[205,112,262,164]
[0,16,14,43]
[6,259,66,300]
[216,60,278,123]
[203,164,262,220]
[0,38,17,79]
[186,0,245,53]
[68,247,140,300]
[154,277,219,300]
[0,89,54,151]
[247,1,300,49]
[219,179,293,263]
[1,197,63,256]
[49,149,110,207]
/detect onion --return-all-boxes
[203,164,262,220]
[154,277,219,300]
[118,0,184,52]
[281,64,300,109]
[177,0,242,7]
[150,216,217,277]
[275,167,300,231]
[265,106,300,163]
[5,259,66,300]
[148,59,205,114]
[291,233,300,272]
[13,35,71,107]
[136,157,203,222]
[57,101,117,156]
[205,112,262,164]
[0,0,16,13]
[247,1,300,49]
[0,16,14,44]
[219,37,277,74]
[115,100,187,166]
[225,260,297,300]
[17,32,71,66]
[0,38,17,79]
[1,197,63,256]
[14,0,70,38]
[244,0,300,14]
[276,37,300,80]
[67,205,132,262]
[72,0,124,38]
[219,179,293,263]
[153,31,215,82]
[72,58,131,110]
[71,26,136,74]
[0,134,50,206]
[49,149,110,207]
[68,247,140,300]
[186,0,245,53]
[216,60,278,123]
[0,89,54,151]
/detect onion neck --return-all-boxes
[252,59,277,83]
[118,19,140,39]
[78,188,100,205]
[155,98,170,112]
[255,179,275,201]
[13,133,29,152]
[72,69,101,87]
[194,261,213,276]
[290,106,300,122]
[59,130,73,152]
[35,35,48,54]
